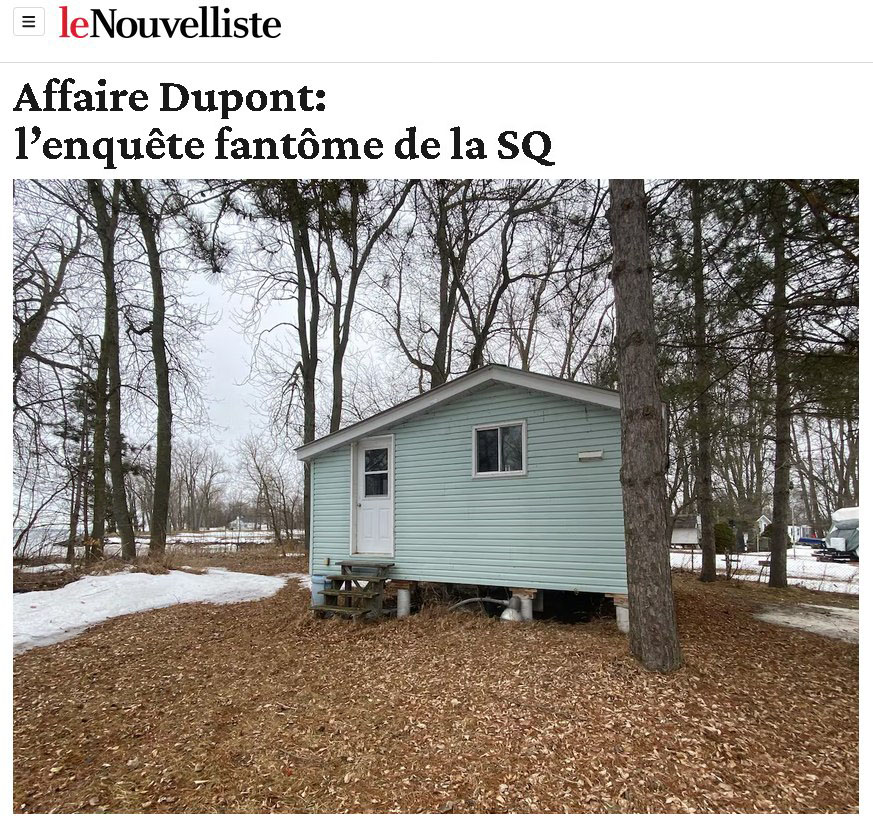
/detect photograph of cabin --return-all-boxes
[297,365,628,624]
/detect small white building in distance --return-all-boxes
[671,514,700,548]
[228,516,257,531]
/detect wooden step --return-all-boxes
[326,574,388,583]
[337,559,394,568]
[337,570,392,580]
[320,588,379,598]
[312,604,376,617]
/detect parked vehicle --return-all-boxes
[798,536,827,549]
[813,507,859,563]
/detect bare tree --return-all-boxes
[124,180,172,559]
[236,434,300,547]
[87,180,137,561]
[12,217,82,380]
[172,439,225,531]
[318,179,414,431]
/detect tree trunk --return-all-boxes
[82,424,90,545]
[430,188,453,388]
[129,180,172,560]
[330,351,344,433]
[287,180,318,557]
[608,179,682,673]
[66,426,86,564]
[88,180,137,562]
[90,336,109,561]
[690,182,717,582]
[769,185,790,588]
[302,369,316,555]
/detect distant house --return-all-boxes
[788,523,815,543]
[756,515,816,548]
[228,516,257,531]
[671,514,700,548]
[297,365,628,619]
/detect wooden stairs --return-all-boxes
[313,559,394,619]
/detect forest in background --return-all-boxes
[13,179,858,584]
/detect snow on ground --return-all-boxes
[13,568,309,655]
[17,563,72,574]
[69,530,288,559]
[278,571,312,590]
[18,530,303,563]
[671,544,859,595]
[755,603,859,643]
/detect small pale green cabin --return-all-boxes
[297,366,627,602]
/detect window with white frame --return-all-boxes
[473,421,526,476]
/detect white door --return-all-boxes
[355,436,393,555]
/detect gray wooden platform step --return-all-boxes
[320,587,381,598]
[322,574,387,583]
[312,561,395,619]
[315,604,374,617]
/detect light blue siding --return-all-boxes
[310,449,351,564]
[309,382,627,594]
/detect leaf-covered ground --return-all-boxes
[13,558,858,813]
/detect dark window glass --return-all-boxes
[476,428,499,473]
[365,473,388,497]
[365,448,388,472]
[501,425,523,471]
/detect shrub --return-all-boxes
[714,522,734,554]
[761,522,791,544]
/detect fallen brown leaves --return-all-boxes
[13,567,857,813]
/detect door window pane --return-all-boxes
[365,448,388,472]
[501,425,523,471]
[476,428,499,473]
[364,472,388,497]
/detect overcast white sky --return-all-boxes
[185,274,259,448]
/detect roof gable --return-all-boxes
[296,365,619,462]
[673,515,698,531]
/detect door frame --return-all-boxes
[349,434,395,556]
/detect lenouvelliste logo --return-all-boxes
[59,5,281,38]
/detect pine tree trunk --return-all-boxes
[608,179,682,673]
[690,182,717,582]
[129,181,172,560]
[769,185,790,588]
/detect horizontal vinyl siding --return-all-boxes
[311,448,350,563]
[310,382,627,594]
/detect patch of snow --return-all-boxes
[671,545,859,595]
[277,571,312,591]
[755,603,858,643]
[71,530,283,559]
[13,567,290,655]
[17,563,71,574]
